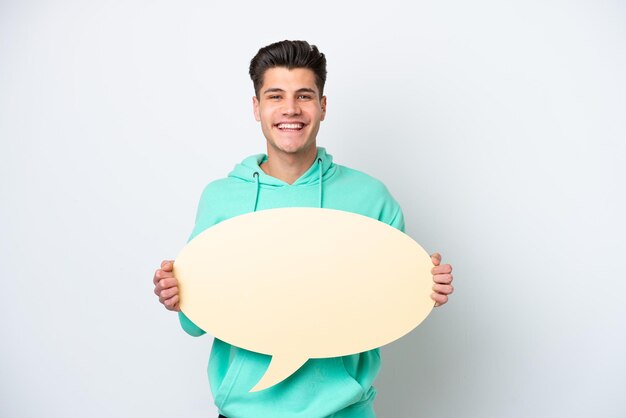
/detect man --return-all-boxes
[153,40,454,418]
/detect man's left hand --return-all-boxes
[430,253,454,307]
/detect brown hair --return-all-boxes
[249,40,327,98]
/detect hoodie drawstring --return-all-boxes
[252,171,260,212]
[317,158,323,208]
[252,158,324,211]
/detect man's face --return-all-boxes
[253,67,326,156]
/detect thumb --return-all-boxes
[161,259,174,271]
[430,252,441,266]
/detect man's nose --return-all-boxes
[282,98,301,116]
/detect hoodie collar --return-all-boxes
[228,147,334,187]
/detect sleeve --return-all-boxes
[387,204,405,233]
[187,183,216,242]
[377,183,405,233]
[178,311,206,337]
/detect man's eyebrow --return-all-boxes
[296,88,317,95]
[263,88,285,94]
[262,87,318,95]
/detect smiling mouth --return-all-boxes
[276,122,305,131]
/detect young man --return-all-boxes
[153,40,454,418]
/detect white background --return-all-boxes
[1,1,625,417]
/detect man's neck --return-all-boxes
[260,145,318,185]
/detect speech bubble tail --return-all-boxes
[249,355,308,392]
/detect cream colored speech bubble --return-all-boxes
[174,207,434,392]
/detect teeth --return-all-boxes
[278,123,303,129]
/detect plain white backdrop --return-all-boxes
[1,1,625,417]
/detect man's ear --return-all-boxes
[320,96,327,121]
[252,96,261,121]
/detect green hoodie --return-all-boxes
[178,147,405,418]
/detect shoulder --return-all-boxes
[332,164,394,198]
[189,177,251,241]
[200,176,239,195]
[327,163,404,230]
[197,176,248,204]
[192,177,250,227]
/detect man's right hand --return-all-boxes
[153,260,180,312]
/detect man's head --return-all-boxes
[249,40,327,99]
[250,41,328,158]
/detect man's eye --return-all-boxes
[298,95,312,100]
[268,95,281,100]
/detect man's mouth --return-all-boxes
[276,122,305,131]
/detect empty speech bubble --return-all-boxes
[173,207,434,392]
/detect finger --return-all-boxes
[430,252,441,266]
[154,277,174,295]
[162,295,178,309]
[163,295,180,311]
[431,293,448,307]
[159,286,179,300]
[432,283,454,295]
[161,260,175,272]
[154,268,174,282]
[433,273,453,284]
[159,291,178,304]
[156,277,178,292]
[431,264,453,275]
[153,271,168,289]
[153,269,165,286]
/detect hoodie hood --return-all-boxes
[228,147,335,212]
[228,147,334,187]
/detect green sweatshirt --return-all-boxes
[178,147,405,418]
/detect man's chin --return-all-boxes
[268,140,315,155]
